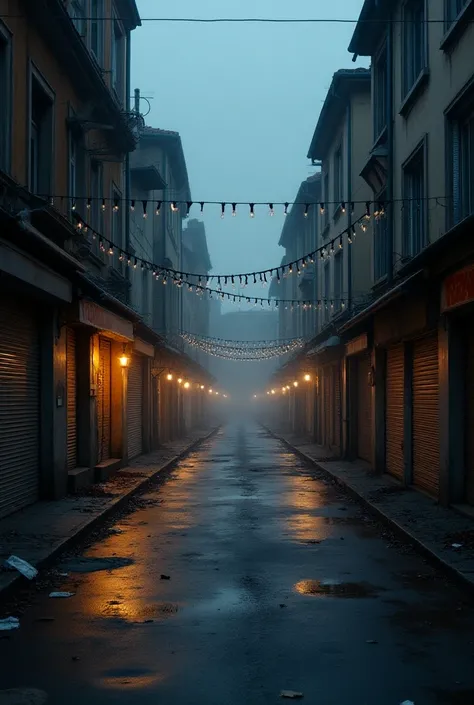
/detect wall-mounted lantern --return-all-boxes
[119,344,130,368]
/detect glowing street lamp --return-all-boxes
[304,374,311,382]
[166,372,173,381]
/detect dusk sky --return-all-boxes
[131,1,368,309]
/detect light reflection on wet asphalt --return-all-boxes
[1,422,474,705]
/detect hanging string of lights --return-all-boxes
[176,332,305,346]
[180,332,304,358]
[72,208,370,288]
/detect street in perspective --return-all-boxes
[2,0,474,703]
[2,423,474,705]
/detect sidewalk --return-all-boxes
[264,425,474,591]
[0,427,218,601]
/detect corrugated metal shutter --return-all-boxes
[465,329,474,504]
[386,345,405,480]
[357,353,372,463]
[334,364,341,449]
[97,337,111,463]
[66,328,77,470]
[413,333,440,496]
[0,298,40,518]
[127,354,143,459]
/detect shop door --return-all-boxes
[97,337,112,463]
[386,345,404,480]
[465,329,474,504]
[357,353,372,463]
[127,355,144,459]
[66,327,77,470]
[0,298,40,518]
[412,333,440,496]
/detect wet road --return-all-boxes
[2,422,474,705]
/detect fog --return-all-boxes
[131,1,368,398]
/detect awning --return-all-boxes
[307,335,341,357]
[78,300,134,341]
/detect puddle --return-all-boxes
[60,557,134,573]
[98,667,164,690]
[102,601,180,622]
[294,579,380,598]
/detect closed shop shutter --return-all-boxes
[0,298,40,518]
[127,355,143,459]
[97,337,111,463]
[357,353,372,463]
[413,333,440,496]
[334,364,341,449]
[465,329,474,504]
[386,345,404,480]
[66,328,77,470]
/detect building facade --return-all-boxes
[0,1,212,520]
[271,0,474,513]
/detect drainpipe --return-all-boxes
[124,30,132,302]
[386,24,394,283]
[346,101,353,308]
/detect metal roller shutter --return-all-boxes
[386,345,405,480]
[413,333,440,496]
[357,353,372,463]
[0,298,40,518]
[127,355,143,459]
[465,329,474,504]
[97,337,111,463]
[334,364,341,449]
[66,328,77,470]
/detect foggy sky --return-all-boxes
[131,1,368,310]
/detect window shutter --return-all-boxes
[452,122,461,224]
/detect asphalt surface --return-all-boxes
[2,421,474,705]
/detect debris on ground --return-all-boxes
[280,691,304,699]
[400,701,415,705]
[48,591,74,599]
[108,528,123,535]
[366,639,378,644]
[444,530,474,550]
[5,556,38,580]
[0,617,19,631]
[452,543,463,550]
[160,574,171,580]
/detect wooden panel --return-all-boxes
[127,355,143,459]
[357,353,372,463]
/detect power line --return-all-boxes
[0,14,463,24]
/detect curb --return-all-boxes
[0,427,220,604]
[262,424,474,595]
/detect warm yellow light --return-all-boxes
[178,378,183,384]
[304,374,311,382]
[253,394,257,398]
[184,381,190,389]
[119,354,130,368]
[200,385,205,390]
[281,387,286,393]
[293,381,298,387]
[223,394,227,398]
[166,373,173,381]
[209,389,213,394]
[271,389,276,395]
[215,391,219,395]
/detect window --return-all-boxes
[374,44,387,140]
[323,171,330,230]
[374,190,388,280]
[446,0,470,27]
[403,143,426,257]
[0,22,11,172]
[403,0,426,97]
[89,0,103,63]
[334,252,343,311]
[111,13,125,103]
[323,261,330,324]
[449,109,474,223]
[29,69,54,196]
[69,126,86,215]
[69,0,86,36]
[333,145,343,211]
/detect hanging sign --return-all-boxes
[441,263,474,312]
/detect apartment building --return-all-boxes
[274,0,474,511]
[0,1,212,519]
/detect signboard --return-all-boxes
[79,300,134,341]
[441,263,474,312]
[134,337,154,357]
[345,333,368,357]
